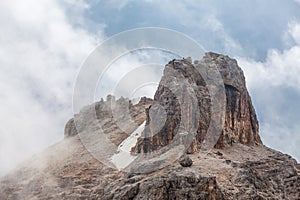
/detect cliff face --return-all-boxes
[135,52,262,154]
[210,52,262,148]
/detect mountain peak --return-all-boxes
[1,53,299,200]
[135,53,261,154]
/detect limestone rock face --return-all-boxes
[135,52,262,154]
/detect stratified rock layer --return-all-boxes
[135,53,262,154]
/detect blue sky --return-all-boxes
[0,0,300,176]
[85,0,300,59]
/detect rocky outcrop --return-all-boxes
[135,53,262,154]
[178,154,193,167]
[64,118,78,138]
[64,96,152,143]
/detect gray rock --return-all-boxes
[64,118,78,138]
[179,154,193,167]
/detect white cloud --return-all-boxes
[287,21,300,44]
[261,123,300,161]
[0,0,102,176]
[201,14,243,55]
[239,47,300,91]
[239,21,300,91]
[95,49,174,99]
[294,0,300,5]
[237,21,300,161]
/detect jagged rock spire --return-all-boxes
[135,53,262,153]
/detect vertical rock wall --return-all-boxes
[135,52,262,153]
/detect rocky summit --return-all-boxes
[0,53,299,200]
[134,52,262,155]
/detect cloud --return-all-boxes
[94,49,177,100]
[239,47,300,91]
[237,21,300,161]
[0,0,102,176]
[294,0,300,5]
[287,21,300,45]
[239,21,300,90]
[88,0,300,60]
[139,0,244,56]
[85,0,244,57]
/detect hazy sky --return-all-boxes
[1,0,300,176]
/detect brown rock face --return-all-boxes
[211,52,262,148]
[135,52,262,154]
